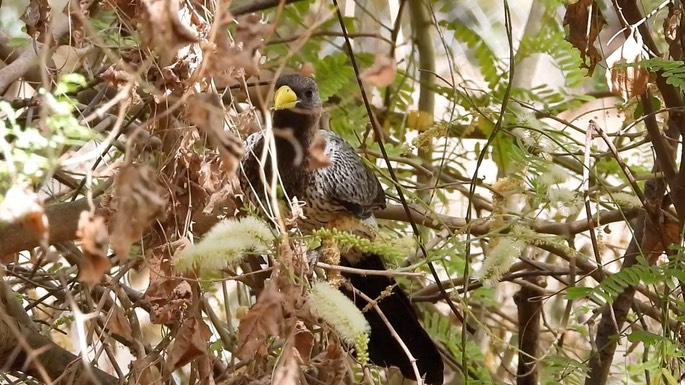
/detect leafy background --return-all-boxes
[0,0,684,384]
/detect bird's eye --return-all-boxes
[304,89,314,99]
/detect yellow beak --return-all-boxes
[274,85,298,110]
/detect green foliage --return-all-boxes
[517,24,587,87]
[441,20,501,89]
[424,312,493,382]
[566,260,685,305]
[314,54,356,101]
[640,57,685,93]
[540,354,588,385]
[0,74,97,187]
[308,228,407,262]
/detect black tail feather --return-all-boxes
[340,253,444,384]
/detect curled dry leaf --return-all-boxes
[21,0,50,39]
[100,59,143,108]
[77,211,111,284]
[104,304,133,339]
[307,133,331,170]
[605,31,649,99]
[563,0,606,75]
[130,356,162,385]
[209,14,273,77]
[311,343,346,385]
[643,218,680,264]
[293,327,314,365]
[360,55,396,87]
[168,316,212,371]
[188,93,245,176]
[140,0,199,65]
[109,164,167,261]
[101,0,140,26]
[273,352,299,385]
[0,185,48,250]
[143,242,193,324]
[236,282,284,361]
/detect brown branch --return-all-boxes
[376,204,640,239]
[230,0,303,16]
[0,15,70,95]
[0,198,98,257]
[0,279,118,384]
[514,277,542,385]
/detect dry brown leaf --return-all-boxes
[273,352,299,385]
[130,356,162,385]
[100,60,143,108]
[77,211,111,284]
[360,55,396,87]
[644,218,681,264]
[109,164,167,261]
[140,0,199,65]
[21,0,50,39]
[188,93,245,175]
[236,282,284,361]
[307,133,331,170]
[208,14,273,77]
[605,31,649,99]
[142,242,193,325]
[293,328,314,365]
[0,185,48,250]
[104,304,133,338]
[664,6,682,54]
[168,316,212,370]
[52,46,88,74]
[101,0,140,26]
[563,0,606,75]
[311,343,346,385]
[299,62,315,77]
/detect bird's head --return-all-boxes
[273,74,322,112]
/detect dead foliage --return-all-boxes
[142,241,193,325]
[563,0,607,75]
[236,281,285,361]
[76,211,111,284]
[605,31,649,99]
[108,163,168,261]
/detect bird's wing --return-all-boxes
[316,130,386,219]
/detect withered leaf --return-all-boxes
[273,352,299,385]
[168,316,212,371]
[360,55,396,87]
[236,282,284,361]
[104,304,133,339]
[188,93,245,175]
[130,356,162,385]
[142,242,192,325]
[563,0,607,75]
[21,0,50,38]
[644,219,680,264]
[311,343,346,385]
[605,31,648,99]
[307,133,331,170]
[109,164,167,261]
[0,185,48,250]
[140,0,199,65]
[293,328,314,365]
[208,14,273,77]
[77,211,111,284]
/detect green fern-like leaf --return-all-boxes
[441,20,501,89]
[568,264,662,304]
[314,54,356,101]
[640,57,685,93]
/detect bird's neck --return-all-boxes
[272,108,321,167]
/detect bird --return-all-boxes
[239,73,444,384]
